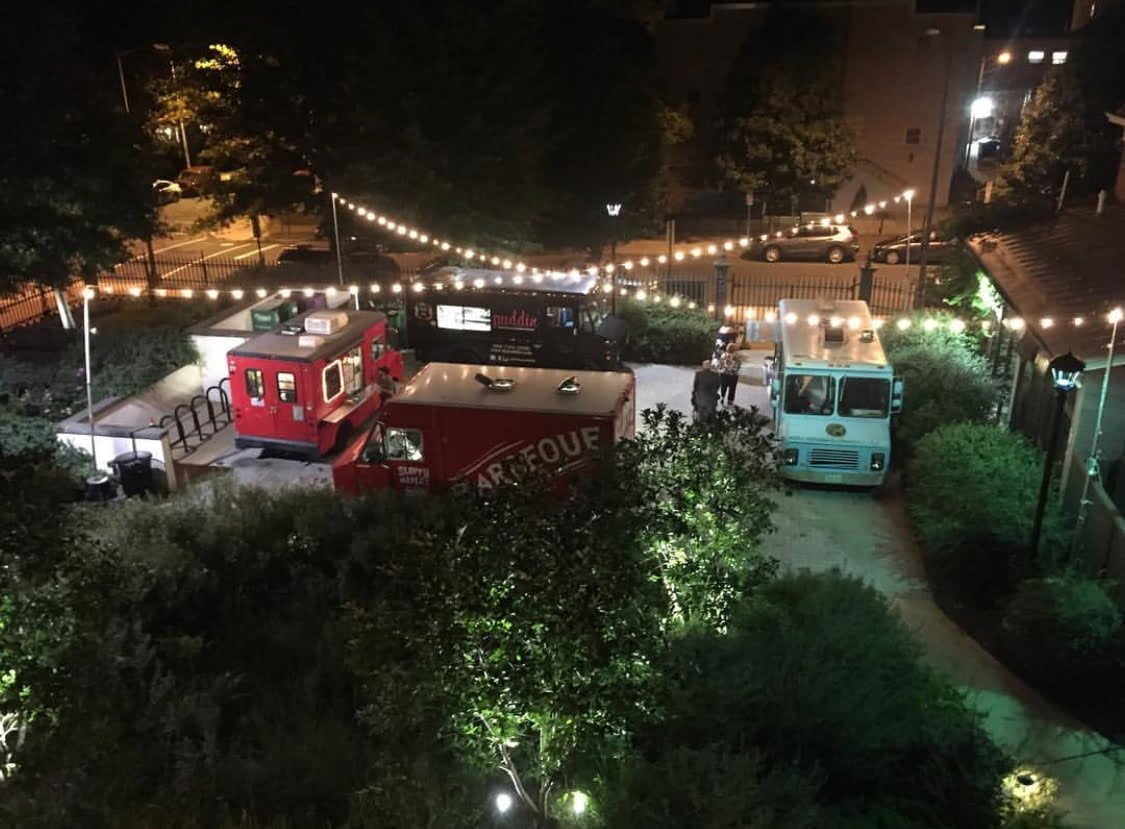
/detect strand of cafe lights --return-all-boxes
[87,189,1122,335]
[83,280,1124,340]
[327,189,924,279]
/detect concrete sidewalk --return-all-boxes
[631,361,1125,829]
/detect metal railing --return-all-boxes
[0,283,84,333]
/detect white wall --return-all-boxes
[192,333,249,390]
[56,432,178,490]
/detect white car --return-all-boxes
[152,179,182,204]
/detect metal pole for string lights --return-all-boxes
[83,286,98,472]
[1031,352,1086,557]
[606,202,622,315]
[330,193,345,286]
[1074,308,1122,564]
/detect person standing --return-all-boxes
[691,360,721,420]
[716,342,741,407]
[377,365,398,406]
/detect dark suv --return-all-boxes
[744,224,859,264]
[277,244,401,277]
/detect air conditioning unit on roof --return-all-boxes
[305,310,349,335]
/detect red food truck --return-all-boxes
[227,309,404,458]
[332,362,635,495]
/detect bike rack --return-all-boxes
[157,377,234,460]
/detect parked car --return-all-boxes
[175,165,216,197]
[870,231,955,265]
[152,179,182,204]
[743,224,859,264]
[277,244,401,277]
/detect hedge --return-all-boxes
[617,300,715,365]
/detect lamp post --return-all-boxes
[903,188,915,271]
[1073,307,1123,564]
[967,95,994,165]
[606,202,622,315]
[330,192,345,286]
[1031,352,1086,557]
[917,26,954,284]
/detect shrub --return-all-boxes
[908,423,1069,574]
[617,299,715,364]
[881,313,997,452]
[603,570,1009,828]
[1004,574,1122,659]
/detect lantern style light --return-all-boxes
[1048,351,1085,392]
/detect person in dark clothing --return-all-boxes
[692,361,721,420]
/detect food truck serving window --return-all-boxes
[245,368,265,400]
[342,345,363,394]
[323,361,343,401]
[437,304,491,331]
[277,371,298,403]
[547,305,577,329]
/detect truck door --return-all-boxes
[271,366,311,443]
[349,422,393,492]
[542,303,579,365]
[234,363,275,438]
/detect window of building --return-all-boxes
[1051,50,1068,64]
[277,371,298,403]
[385,427,424,462]
[1028,50,1045,64]
[436,304,492,331]
[322,360,343,401]
[370,336,386,362]
[905,128,921,145]
[245,368,265,400]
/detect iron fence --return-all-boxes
[625,271,918,319]
[105,253,255,290]
[0,283,85,333]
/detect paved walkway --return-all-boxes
[630,361,1125,829]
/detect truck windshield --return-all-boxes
[784,374,835,415]
[838,377,890,418]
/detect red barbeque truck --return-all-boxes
[227,309,404,458]
[332,362,635,495]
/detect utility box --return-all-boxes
[251,298,298,332]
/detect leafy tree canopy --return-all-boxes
[717,8,857,211]
[0,3,158,292]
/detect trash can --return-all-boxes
[112,451,153,497]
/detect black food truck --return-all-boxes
[406,268,627,369]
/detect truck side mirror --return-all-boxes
[891,377,904,413]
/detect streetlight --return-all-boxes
[606,202,622,315]
[1074,307,1123,565]
[115,43,191,169]
[967,96,994,164]
[1030,352,1086,557]
[916,26,953,283]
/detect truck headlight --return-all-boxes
[783,448,799,466]
[870,452,885,471]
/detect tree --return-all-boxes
[994,66,1092,205]
[0,3,158,294]
[717,9,857,214]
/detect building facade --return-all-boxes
[654,1,983,218]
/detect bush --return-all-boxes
[908,424,1069,576]
[603,570,1009,828]
[1004,574,1122,660]
[617,299,715,364]
[881,312,997,452]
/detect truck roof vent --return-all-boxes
[305,310,348,335]
[474,372,514,392]
[557,376,581,395]
[823,325,845,344]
